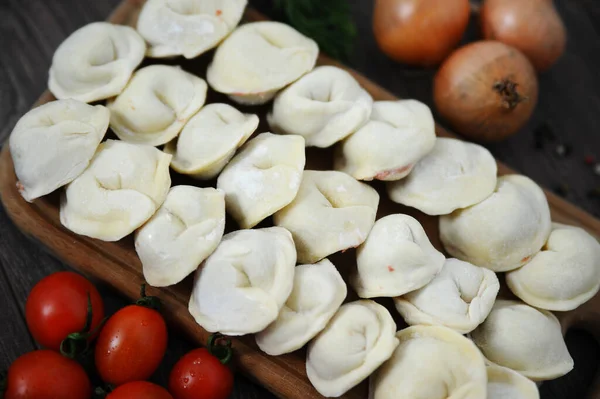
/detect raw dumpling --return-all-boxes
[387,137,497,215]
[470,300,574,381]
[268,66,373,148]
[135,186,225,287]
[217,133,305,228]
[255,259,347,356]
[334,100,436,181]
[107,65,207,146]
[188,227,296,335]
[440,175,551,272]
[164,103,258,179]
[351,214,445,299]
[370,325,487,399]
[394,258,500,333]
[207,21,318,105]
[506,223,600,311]
[137,0,247,59]
[9,100,109,202]
[487,365,540,399]
[307,300,399,397]
[274,170,379,264]
[60,140,171,241]
[49,22,145,103]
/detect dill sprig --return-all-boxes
[274,0,357,61]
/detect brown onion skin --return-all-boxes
[373,0,471,66]
[480,0,566,72]
[434,41,539,142]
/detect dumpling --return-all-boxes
[387,137,497,215]
[506,223,600,311]
[470,300,574,381]
[9,99,109,202]
[440,175,551,272]
[255,259,347,356]
[274,170,379,264]
[267,66,373,148]
[107,65,207,146]
[207,21,318,105]
[216,133,305,228]
[188,227,296,335]
[394,258,500,333]
[306,300,399,397]
[135,186,225,287]
[137,0,247,59]
[351,214,445,299]
[49,22,145,103]
[164,103,258,179]
[60,140,171,241]
[334,100,436,181]
[369,325,487,399]
[487,365,540,399]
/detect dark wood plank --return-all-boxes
[0,208,39,364]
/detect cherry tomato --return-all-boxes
[107,381,173,399]
[169,336,234,399]
[4,350,91,399]
[95,304,167,386]
[25,271,105,351]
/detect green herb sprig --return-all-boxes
[274,0,357,61]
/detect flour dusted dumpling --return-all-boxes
[217,133,305,228]
[49,22,145,103]
[388,137,497,215]
[9,100,109,202]
[351,214,444,299]
[506,223,600,311]
[370,325,487,399]
[394,258,500,333]
[307,300,398,397]
[256,259,347,356]
[164,104,258,179]
[440,175,551,272]
[470,300,573,380]
[135,186,225,287]
[60,140,171,241]
[274,170,379,264]
[188,227,296,335]
[137,0,247,59]
[268,66,373,148]
[107,65,207,146]
[487,365,540,399]
[335,100,436,181]
[207,21,319,105]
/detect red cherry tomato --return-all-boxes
[107,381,173,399]
[25,271,105,351]
[169,336,234,399]
[4,350,91,399]
[95,304,167,386]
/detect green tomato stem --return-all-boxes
[59,293,106,360]
[208,333,233,365]
[135,283,162,311]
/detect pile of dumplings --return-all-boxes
[8,1,600,398]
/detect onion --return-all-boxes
[434,41,539,142]
[372,0,471,66]
[480,0,566,72]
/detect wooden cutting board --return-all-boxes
[1,0,600,398]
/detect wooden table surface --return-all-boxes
[0,1,599,398]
